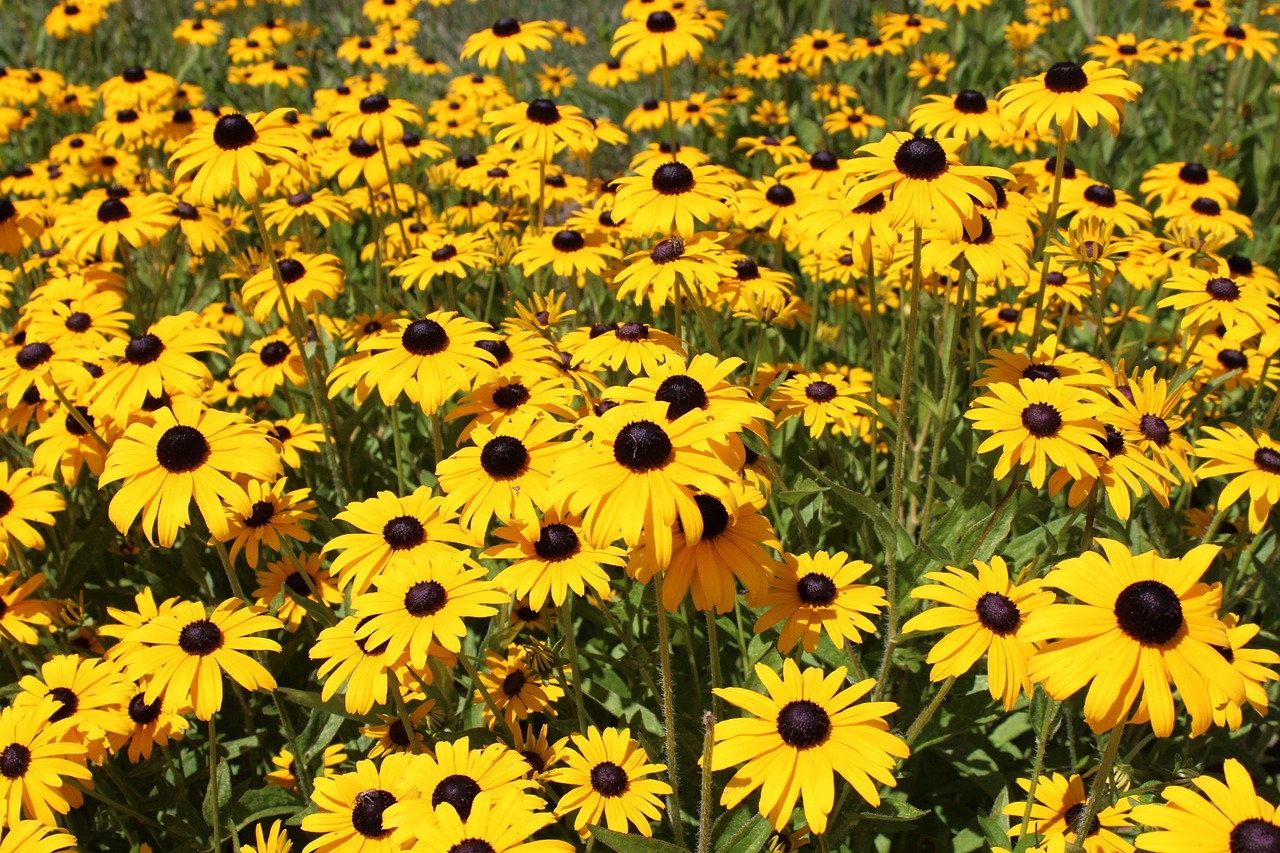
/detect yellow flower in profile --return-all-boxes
[1022,539,1244,737]
[611,10,717,72]
[998,60,1142,141]
[460,18,556,68]
[711,660,908,834]
[903,557,1055,710]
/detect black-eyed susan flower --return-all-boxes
[484,509,625,611]
[1188,18,1279,60]
[0,821,77,853]
[325,487,475,597]
[474,647,564,729]
[0,571,55,645]
[0,338,90,414]
[0,464,65,567]
[631,482,780,613]
[751,551,885,653]
[997,60,1142,141]
[230,333,308,398]
[100,400,282,547]
[711,660,909,834]
[383,735,541,836]
[89,312,224,423]
[843,131,1010,241]
[1133,759,1280,853]
[1047,424,1178,520]
[413,789,571,853]
[353,551,506,664]
[902,557,1055,710]
[222,479,317,570]
[14,653,131,763]
[1194,425,1280,533]
[510,227,621,286]
[57,189,177,262]
[460,18,556,68]
[310,614,411,716]
[612,232,734,311]
[545,726,671,838]
[611,10,716,72]
[551,401,736,566]
[436,411,574,537]
[570,322,687,375]
[487,99,597,159]
[0,698,90,825]
[327,312,498,413]
[265,414,327,470]
[301,754,421,852]
[1208,614,1280,731]
[114,684,190,764]
[823,104,886,139]
[768,371,874,439]
[1140,160,1239,206]
[909,90,1007,140]
[965,378,1110,488]
[328,93,422,144]
[125,599,282,720]
[1158,267,1271,335]
[391,232,495,292]
[1085,32,1165,66]
[170,110,311,206]
[1022,539,1244,737]
[1004,772,1135,853]
[611,160,737,237]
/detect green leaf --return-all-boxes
[856,797,928,823]
[231,787,300,830]
[589,825,690,853]
[202,756,231,831]
[713,810,773,853]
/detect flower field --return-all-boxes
[1,0,1280,850]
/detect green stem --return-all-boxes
[1073,720,1126,846]
[705,611,724,716]
[211,539,246,601]
[891,227,924,528]
[50,382,109,451]
[1027,133,1069,352]
[208,716,221,852]
[391,684,423,755]
[272,690,312,801]
[390,403,406,495]
[903,675,955,748]
[1019,693,1057,839]
[696,711,716,853]
[653,573,687,847]
[559,597,589,731]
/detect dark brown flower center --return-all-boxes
[97,198,130,222]
[1083,184,1117,206]
[213,113,257,150]
[0,744,31,779]
[1230,819,1280,853]
[404,580,448,616]
[128,693,162,724]
[480,435,529,479]
[500,670,527,697]
[383,515,426,549]
[526,98,560,125]
[796,572,837,605]
[402,319,449,355]
[655,374,708,419]
[432,774,482,818]
[613,420,673,472]
[954,89,988,113]
[15,342,53,370]
[1113,580,1183,645]
[646,10,677,32]
[650,237,684,263]
[975,592,1020,635]
[1063,803,1101,837]
[551,229,585,252]
[244,501,276,528]
[47,686,78,722]
[805,381,837,402]
[1254,447,1280,474]
[156,425,210,473]
[590,761,629,795]
[125,333,165,364]
[259,340,291,366]
[492,383,529,409]
[351,789,397,837]
[534,523,580,560]
[893,137,947,180]
[1191,197,1221,216]
[652,162,695,195]
[1043,61,1088,93]
[178,619,224,655]
[359,93,390,114]
[1206,277,1240,301]
[1020,403,1062,437]
[775,700,831,748]
[692,493,729,539]
[492,17,521,37]
[1138,414,1172,446]
[766,184,796,207]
